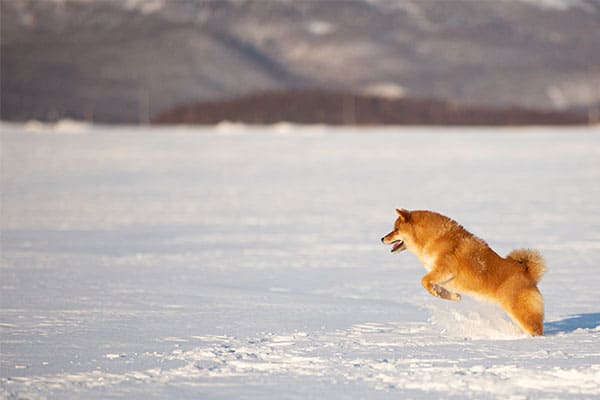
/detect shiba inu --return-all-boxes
[382,209,546,336]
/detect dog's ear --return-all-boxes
[395,208,411,222]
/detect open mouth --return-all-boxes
[390,240,405,253]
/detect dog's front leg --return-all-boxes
[421,270,461,301]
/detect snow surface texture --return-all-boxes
[1,123,600,399]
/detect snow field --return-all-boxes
[1,123,600,399]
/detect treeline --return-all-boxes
[152,90,586,126]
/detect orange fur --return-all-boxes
[382,209,546,336]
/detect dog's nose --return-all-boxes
[380,237,385,244]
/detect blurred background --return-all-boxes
[1,0,600,125]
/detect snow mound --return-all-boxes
[214,120,248,134]
[429,298,525,340]
[22,119,92,134]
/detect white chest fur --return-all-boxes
[418,252,436,272]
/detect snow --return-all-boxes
[45,0,167,14]
[361,83,406,99]
[23,119,93,135]
[306,20,336,36]
[1,123,600,399]
[513,0,598,12]
[122,0,166,15]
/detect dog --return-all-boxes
[381,209,546,336]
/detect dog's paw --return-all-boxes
[432,284,444,298]
[433,284,461,301]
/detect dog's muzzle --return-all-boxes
[381,238,406,253]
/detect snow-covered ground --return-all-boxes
[1,122,599,399]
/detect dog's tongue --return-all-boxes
[391,241,403,252]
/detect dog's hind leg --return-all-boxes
[502,286,544,336]
[421,270,461,301]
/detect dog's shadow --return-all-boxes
[544,313,600,335]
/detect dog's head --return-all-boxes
[381,208,413,253]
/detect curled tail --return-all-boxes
[506,249,546,283]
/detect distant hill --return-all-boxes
[152,90,586,126]
[1,0,599,123]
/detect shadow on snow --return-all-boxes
[544,313,600,335]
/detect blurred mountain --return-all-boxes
[1,0,599,123]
